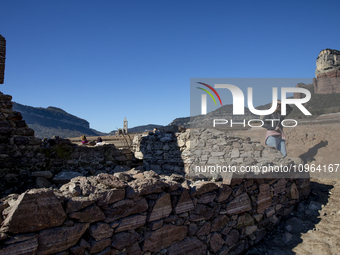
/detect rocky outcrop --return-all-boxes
[314,49,340,94]
[315,49,340,77]
[0,35,5,85]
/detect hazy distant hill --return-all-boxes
[12,84,339,139]
[169,89,340,127]
[169,104,258,128]
[288,84,340,119]
[13,102,104,138]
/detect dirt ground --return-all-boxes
[238,122,340,254]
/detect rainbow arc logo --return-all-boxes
[196,82,223,114]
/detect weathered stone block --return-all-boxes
[188,204,214,221]
[224,229,239,247]
[197,192,216,204]
[111,230,140,251]
[37,223,89,255]
[104,198,148,223]
[190,182,218,197]
[0,237,38,255]
[148,193,172,222]
[115,214,147,232]
[88,238,111,254]
[209,233,224,253]
[143,225,187,253]
[66,196,95,214]
[225,193,252,215]
[211,215,229,232]
[96,189,125,207]
[89,222,113,241]
[69,204,105,223]
[196,222,211,237]
[257,184,271,213]
[126,178,166,198]
[95,173,127,189]
[0,189,66,234]
[174,189,194,214]
[274,179,287,196]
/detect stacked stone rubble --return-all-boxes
[0,91,134,196]
[0,134,133,197]
[0,171,310,255]
[0,35,5,84]
[133,131,186,175]
[0,92,41,193]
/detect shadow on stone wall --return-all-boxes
[133,131,185,176]
[247,181,334,255]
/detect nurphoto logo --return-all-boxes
[193,79,312,128]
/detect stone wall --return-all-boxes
[0,92,134,197]
[0,35,5,84]
[132,128,303,180]
[314,48,340,94]
[0,91,312,254]
[0,171,310,255]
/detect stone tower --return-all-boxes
[123,117,128,134]
[0,34,6,84]
[313,48,340,94]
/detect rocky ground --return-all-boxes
[240,122,340,254]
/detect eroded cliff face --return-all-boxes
[315,49,340,76]
[314,49,340,94]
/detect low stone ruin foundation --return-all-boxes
[0,171,310,255]
[0,91,311,254]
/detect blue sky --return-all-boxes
[1,0,339,133]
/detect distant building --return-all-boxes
[123,117,128,134]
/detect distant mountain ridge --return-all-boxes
[12,86,340,139]
[13,102,102,138]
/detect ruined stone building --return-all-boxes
[0,34,6,84]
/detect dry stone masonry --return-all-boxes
[0,107,311,254]
[0,35,5,85]
[0,32,312,254]
[0,92,135,197]
[0,171,310,255]
[132,128,304,180]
